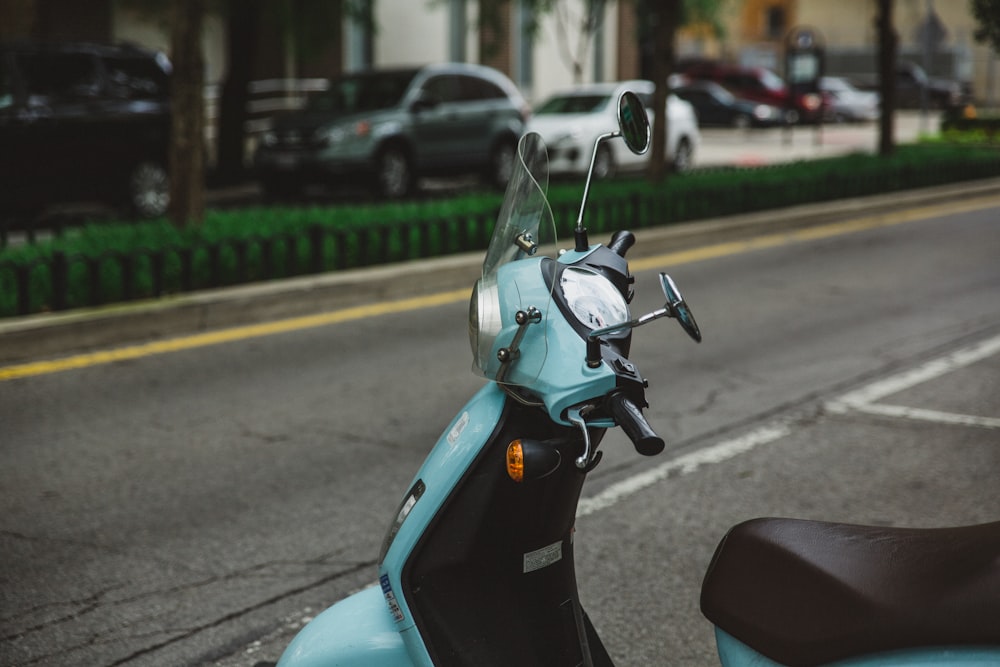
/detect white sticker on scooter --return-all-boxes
[447,412,470,446]
[380,574,405,623]
[523,540,563,573]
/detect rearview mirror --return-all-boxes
[574,89,652,251]
[618,91,651,155]
[584,271,701,366]
[659,273,701,342]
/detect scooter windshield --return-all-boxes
[469,132,556,385]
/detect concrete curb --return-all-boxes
[2,176,999,365]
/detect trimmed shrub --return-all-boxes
[2,143,999,318]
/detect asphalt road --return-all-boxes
[1,194,998,666]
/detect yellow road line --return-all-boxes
[2,194,997,382]
[0,289,468,382]
[630,194,1000,272]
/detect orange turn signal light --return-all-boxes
[506,438,561,482]
[507,440,525,482]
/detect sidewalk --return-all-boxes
[3,175,999,366]
[697,110,940,167]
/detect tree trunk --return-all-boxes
[876,0,897,156]
[216,0,258,184]
[169,0,206,226]
[647,0,679,183]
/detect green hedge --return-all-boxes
[2,143,999,319]
[940,108,1000,144]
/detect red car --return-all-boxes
[678,62,824,124]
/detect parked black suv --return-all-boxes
[254,63,529,199]
[0,41,172,220]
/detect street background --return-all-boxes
[2,116,998,666]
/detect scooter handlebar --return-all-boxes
[606,392,665,456]
[607,230,636,257]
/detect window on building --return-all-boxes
[766,6,787,41]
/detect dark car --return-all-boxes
[672,80,786,128]
[0,41,172,219]
[678,62,824,124]
[894,61,964,110]
[253,63,529,199]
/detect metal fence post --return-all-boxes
[52,251,68,311]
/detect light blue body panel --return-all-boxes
[486,256,618,426]
[715,629,1000,667]
[377,381,508,665]
[276,586,410,666]
[277,384,507,667]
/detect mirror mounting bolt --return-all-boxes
[514,231,537,255]
[586,338,603,368]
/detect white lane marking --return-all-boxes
[826,333,1000,429]
[845,404,1000,429]
[577,422,792,518]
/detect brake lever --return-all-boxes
[567,404,601,470]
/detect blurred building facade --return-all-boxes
[3,1,995,100]
[3,0,997,166]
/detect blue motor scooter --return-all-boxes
[274,92,1000,666]
[276,92,699,666]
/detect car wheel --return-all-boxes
[592,144,616,180]
[732,114,751,130]
[484,139,516,189]
[673,138,693,173]
[375,146,413,199]
[128,161,170,218]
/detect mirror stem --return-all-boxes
[575,131,619,251]
[585,307,670,368]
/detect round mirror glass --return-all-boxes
[618,91,651,155]
[674,302,702,343]
[659,273,702,343]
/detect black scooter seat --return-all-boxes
[700,518,1000,667]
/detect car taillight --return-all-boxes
[801,93,822,111]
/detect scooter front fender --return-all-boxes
[277,586,412,667]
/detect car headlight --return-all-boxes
[316,120,372,146]
[552,129,583,146]
[753,105,773,120]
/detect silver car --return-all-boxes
[820,76,879,123]
[254,63,529,199]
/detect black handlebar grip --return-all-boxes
[607,230,636,257]
[607,392,665,456]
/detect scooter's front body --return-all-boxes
[280,382,614,667]
[277,585,406,666]
[382,383,613,666]
[278,109,670,666]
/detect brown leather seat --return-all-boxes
[700,518,1000,667]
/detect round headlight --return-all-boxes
[469,278,502,374]
[560,267,629,330]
